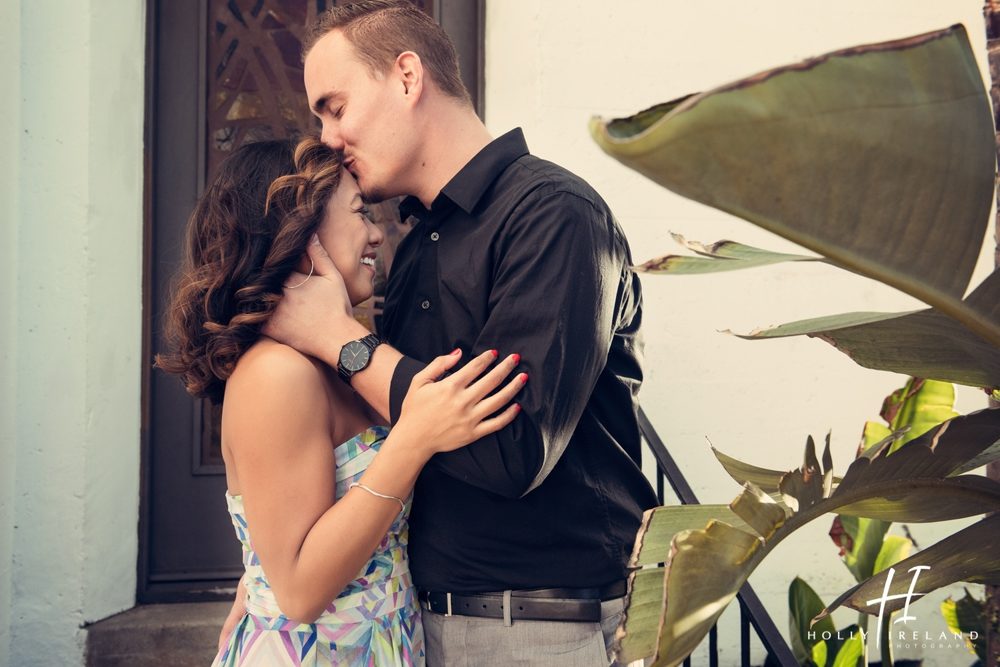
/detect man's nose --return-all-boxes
[321,124,345,150]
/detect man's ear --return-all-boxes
[395,51,424,103]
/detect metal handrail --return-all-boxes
[638,407,799,667]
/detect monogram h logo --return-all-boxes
[865,565,930,649]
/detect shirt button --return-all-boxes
[430,232,440,241]
[420,300,431,310]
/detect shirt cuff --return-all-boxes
[389,355,427,424]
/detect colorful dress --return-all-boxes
[212,425,425,666]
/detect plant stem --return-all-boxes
[879,611,893,667]
[858,613,870,665]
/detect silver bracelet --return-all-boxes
[349,482,405,513]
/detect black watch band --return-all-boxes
[337,333,382,385]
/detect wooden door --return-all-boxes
[140,0,483,602]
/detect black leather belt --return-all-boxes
[418,581,626,623]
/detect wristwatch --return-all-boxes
[337,333,382,385]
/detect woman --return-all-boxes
[156,138,524,666]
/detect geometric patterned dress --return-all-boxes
[212,425,425,666]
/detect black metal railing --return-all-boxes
[638,407,798,667]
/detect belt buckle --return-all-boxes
[422,592,453,617]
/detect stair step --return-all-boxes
[86,602,230,667]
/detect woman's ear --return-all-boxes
[295,251,312,275]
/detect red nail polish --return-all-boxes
[450,348,461,356]
[519,373,529,383]
[513,403,521,413]
[490,349,498,358]
[512,353,521,365]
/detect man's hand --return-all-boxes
[218,576,247,652]
[263,235,355,365]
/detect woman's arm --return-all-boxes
[224,344,522,624]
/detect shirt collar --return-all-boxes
[398,128,530,221]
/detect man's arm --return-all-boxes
[388,191,630,498]
[262,236,403,420]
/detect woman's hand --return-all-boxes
[217,575,247,652]
[263,235,354,360]
[394,349,526,455]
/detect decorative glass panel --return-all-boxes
[207,0,326,178]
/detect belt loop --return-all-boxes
[502,590,513,627]
[445,592,453,617]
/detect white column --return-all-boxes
[0,1,22,663]
[7,1,145,664]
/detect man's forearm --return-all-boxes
[324,315,401,421]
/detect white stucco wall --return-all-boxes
[4,2,145,665]
[486,2,994,665]
[0,3,21,664]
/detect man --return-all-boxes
[225,2,657,664]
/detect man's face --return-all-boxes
[304,30,412,203]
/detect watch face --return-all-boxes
[340,341,372,372]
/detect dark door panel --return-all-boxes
[141,0,483,603]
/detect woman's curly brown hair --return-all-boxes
[155,137,343,403]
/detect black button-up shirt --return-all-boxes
[382,128,657,592]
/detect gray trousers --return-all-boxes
[422,597,637,666]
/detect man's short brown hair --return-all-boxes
[305,0,472,106]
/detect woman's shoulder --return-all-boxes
[226,339,329,407]
[236,337,323,377]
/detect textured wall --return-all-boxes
[485,2,993,665]
[0,2,21,664]
[4,1,145,665]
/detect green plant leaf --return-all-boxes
[729,273,1000,388]
[950,438,1000,476]
[635,253,763,274]
[879,379,958,453]
[615,568,664,665]
[940,589,986,661]
[833,515,890,582]
[590,24,1000,349]
[789,577,837,665]
[860,421,893,453]
[637,235,822,274]
[811,640,828,667]
[837,407,1000,483]
[829,628,864,667]
[871,535,912,574]
[713,447,787,494]
[629,504,750,568]
[616,409,1000,666]
[817,513,1000,623]
[832,379,953,582]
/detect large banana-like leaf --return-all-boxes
[940,589,987,662]
[629,504,749,567]
[877,379,958,454]
[590,25,1000,348]
[833,514,891,582]
[615,568,664,664]
[616,408,1000,666]
[816,513,1000,621]
[833,379,955,582]
[732,270,1000,388]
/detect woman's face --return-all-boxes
[312,169,385,306]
